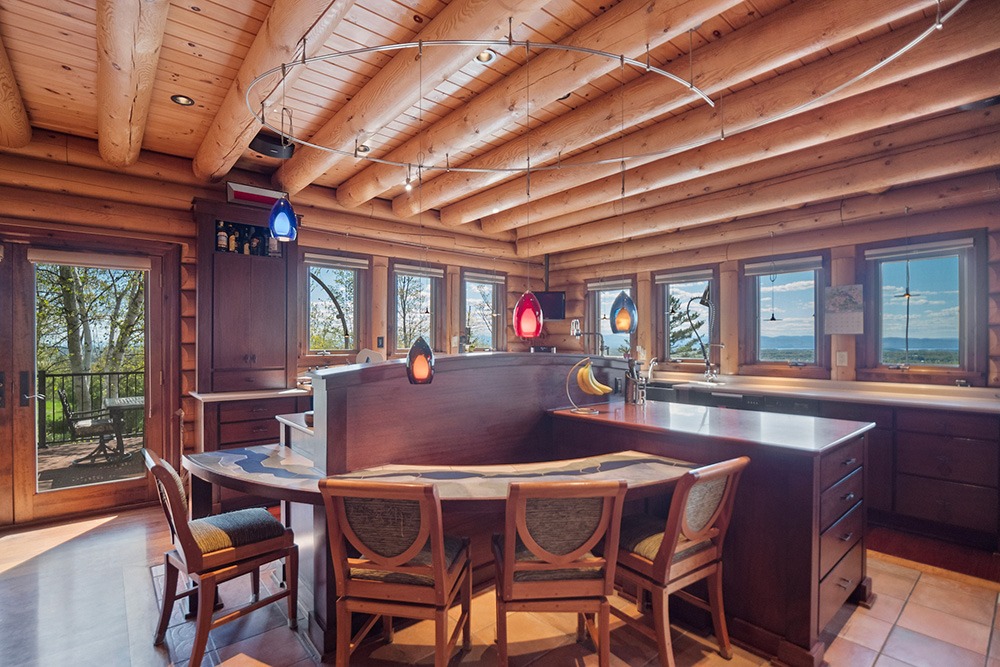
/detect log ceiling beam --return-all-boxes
[521,123,1000,257]
[96,0,170,167]
[392,0,937,220]
[515,50,1000,237]
[0,130,513,241]
[191,0,357,182]
[333,0,743,209]
[0,31,31,148]
[550,173,1000,272]
[272,0,552,196]
[464,0,995,231]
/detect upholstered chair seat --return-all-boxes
[493,480,627,667]
[142,449,298,667]
[318,479,472,667]
[611,456,750,667]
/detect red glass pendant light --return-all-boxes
[512,290,544,338]
[406,336,434,384]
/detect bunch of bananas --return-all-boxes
[576,361,613,396]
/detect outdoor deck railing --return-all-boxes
[37,371,145,447]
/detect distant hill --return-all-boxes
[761,336,959,350]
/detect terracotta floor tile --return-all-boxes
[881,626,986,667]
[870,570,918,601]
[855,593,905,625]
[917,571,1000,604]
[867,558,921,583]
[839,612,893,652]
[821,636,878,667]
[909,578,996,626]
[214,624,310,666]
[896,600,991,654]
[872,655,914,667]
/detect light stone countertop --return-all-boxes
[649,373,1000,414]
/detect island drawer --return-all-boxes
[821,467,863,532]
[219,397,301,423]
[820,501,863,576]
[895,408,1000,440]
[895,474,998,532]
[820,437,864,491]
[818,542,863,633]
[896,433,998,487]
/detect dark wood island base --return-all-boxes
[550,401,875,667]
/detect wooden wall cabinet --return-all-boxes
[194,200,298,393]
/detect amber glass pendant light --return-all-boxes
[608,60,637,336]
[406,335,434,384]
[609,290,637,334]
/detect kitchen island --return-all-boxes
[197,354,874,665]
[551,400,876,667]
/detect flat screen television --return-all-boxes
[534,291,566,320]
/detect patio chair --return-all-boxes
[58,389,119,465]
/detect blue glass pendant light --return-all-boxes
[512,290,544,338]
[610,290,637,334]
[268,196,297,242]
[406,336,435,384]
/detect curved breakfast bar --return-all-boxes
[187,353,875,666]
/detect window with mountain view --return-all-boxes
[743,255,825,369]
[865,237,980,373]
[461,270,504,351]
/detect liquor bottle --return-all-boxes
[267,235,280,257]
[250,232,262,256]
[227,224,238,252]
[215,221,227,251]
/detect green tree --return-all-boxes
[308,267,355,350]
[465,282,496,350]
[397,274,431,348]
[669,294,706,359]
[36,265,145,410]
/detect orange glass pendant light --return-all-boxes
[512,290,544,338]
[406,336,434,384]
[609,291,637,334]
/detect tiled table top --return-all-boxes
[183,445,696,502]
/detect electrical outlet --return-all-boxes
[377,336,384,348]
[836,351,848,367]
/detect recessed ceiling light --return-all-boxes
[170,94,195,106]
[475,49,497,65]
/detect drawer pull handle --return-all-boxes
[934,455,950,463]
[836,577,854,590]
[251,407,265,413]
[842,492,856,502]
[842,457,858,467]
[252,426,268,433]
[839,532,854,542]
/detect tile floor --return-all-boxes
[3,507,999,667]
[152,551,1000,666]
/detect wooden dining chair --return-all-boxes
[611,456,750,667]
[317,479,472,667]
[142,449,298,667]
[493,480,627,667]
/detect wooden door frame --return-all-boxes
[0,224,181,526]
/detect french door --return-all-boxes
[0,242,173,525]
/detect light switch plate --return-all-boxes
[836,351,848,367]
